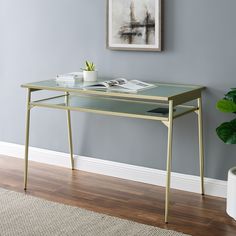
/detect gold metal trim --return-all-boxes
[197,97,205,195]
[30,94,198,122]
[30,102,169,122]
[66,92,74,170]
[21,81,205,102]
[24,89,31,190]
[165,100,174,223]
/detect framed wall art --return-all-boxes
[107,0,162,51]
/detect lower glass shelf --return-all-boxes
[31,94,197,121]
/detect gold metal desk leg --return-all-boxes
[66,93,74,170]
[165,100,174,223]
[24,89,31,190]
[197,97,205,195]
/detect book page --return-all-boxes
[118,80,155,91]
[104,78,127,87]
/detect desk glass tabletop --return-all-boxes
[22,79,204,101]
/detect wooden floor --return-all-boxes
[0,156,235,236]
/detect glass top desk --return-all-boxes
[21,79,205,223]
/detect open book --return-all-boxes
[83,78,155,92]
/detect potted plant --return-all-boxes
[216,88,236,220]
[81,61,98,82]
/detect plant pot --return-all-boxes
[83,71,98,82]
[227,166,236,220]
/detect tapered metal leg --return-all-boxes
[197,97,205,195]
[165,100,174,223]
[24,89,31,190]
[66,93,74,170]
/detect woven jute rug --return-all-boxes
[0,188,189,236]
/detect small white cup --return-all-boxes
[83,71,98,82]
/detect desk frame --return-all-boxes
[23,85,205,223]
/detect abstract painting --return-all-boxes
[107,0,161,51]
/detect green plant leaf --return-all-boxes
[216,119,236,144]
[216,99,236,113]
[225,90,236,103]
[82,61,95,71]
[86,61,90,71]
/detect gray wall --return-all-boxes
[1,0,236,180]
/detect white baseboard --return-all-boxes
[0,141,227,198]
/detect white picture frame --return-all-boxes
[107,0,162,51]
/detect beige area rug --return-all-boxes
[0,188,190,236]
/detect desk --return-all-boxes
[21,79,205,223]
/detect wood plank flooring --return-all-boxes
[0,156,235,236]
